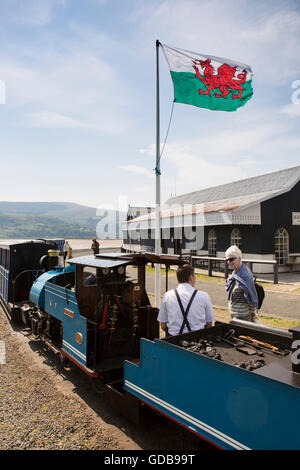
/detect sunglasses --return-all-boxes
[226,257,237,262]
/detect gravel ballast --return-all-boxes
[0,308,138,451]
[0,305,211,451]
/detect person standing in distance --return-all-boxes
[225,245,258,322]
[91,238,100,255]
[67,242,72,259]
[157,264,214,336]
[63,240,70,262]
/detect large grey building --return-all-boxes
[122,165,300,273]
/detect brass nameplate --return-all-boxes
[64,308,74,318]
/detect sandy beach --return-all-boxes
[0,238,122,250]
[65,239,122,249]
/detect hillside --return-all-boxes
[0,202,126,238]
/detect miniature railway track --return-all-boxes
[0,295,12,323]
[0,304,213,451]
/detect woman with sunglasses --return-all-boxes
[225,245,259,322]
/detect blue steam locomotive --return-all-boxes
[1,240,300,450]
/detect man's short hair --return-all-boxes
[225,245,242,260]
[176,264,194,283]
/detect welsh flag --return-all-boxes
[161,44,253,112]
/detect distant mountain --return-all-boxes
[0,201,126,239]
[0,201,97,217]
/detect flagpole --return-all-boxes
[155,39,161,308]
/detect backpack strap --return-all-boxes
[230,273,259,307]
[174,288,198,335]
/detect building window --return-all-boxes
[275,228,289,265]
[208,229,217,257]
[231,228,241,248]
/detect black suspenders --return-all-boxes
[174,289,198,335]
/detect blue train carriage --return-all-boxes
[28,252,185,380]
[123,318,300,450]
[0,240,56,321]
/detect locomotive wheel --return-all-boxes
[59,352,71,370]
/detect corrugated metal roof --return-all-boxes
[124,165,300,227]
[202,192,275,213]
[165,165,300,206]
[124,192,273,225]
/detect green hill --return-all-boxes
[0,202,126,238]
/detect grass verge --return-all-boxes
[213,308,299,329]
[148,294,299,330]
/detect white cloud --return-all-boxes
[26,111,91,129]
[0,0,67,26]
[0,0,299,208]
[144,117,285,162]
[139,110,300,201]
[119,165,154,179]
[280,104,300,117]
[239,11,300,84]
[134,0,300,85]
[161,147,248,196]
[1,51,134,108]
[0,44,136,133]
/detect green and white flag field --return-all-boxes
[161,44,253,112]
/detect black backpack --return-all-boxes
[253,276,265,309]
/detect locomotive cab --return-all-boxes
[67,252,182,377]
[27,252,185,381]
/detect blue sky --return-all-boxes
[0,0,299,212]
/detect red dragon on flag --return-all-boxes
[161,43,253,111]
[192,58,248,99]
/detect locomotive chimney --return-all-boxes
[47,249,60,270]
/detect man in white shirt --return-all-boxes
[157,264,214,336]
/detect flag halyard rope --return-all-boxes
[154,99,175,176]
